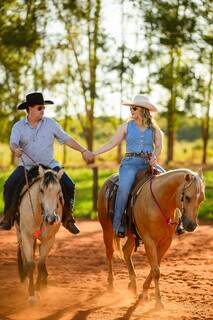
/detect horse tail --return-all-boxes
[113,234,124,260]
[17,244,27,282]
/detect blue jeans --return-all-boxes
[113,157,150,234]
[3,165,75,216]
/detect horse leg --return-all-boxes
[143,236,164,310]
[36,237,55,291]
[102,221,114,292]
[122,235,137,295]
[142,237,172,303]
[142,270,152,301]
[21,234,36,302]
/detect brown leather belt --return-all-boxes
[125,152,152,159]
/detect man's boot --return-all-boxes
[0,215,13,230]
[62,205,80,235]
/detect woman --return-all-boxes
[94,95,164,237]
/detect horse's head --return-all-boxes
[38,166,64,225]
[179,169,205,232]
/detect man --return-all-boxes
[0,92,94,234]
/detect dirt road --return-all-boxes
[0,221,212,320]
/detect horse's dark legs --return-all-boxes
[123,235,137,295]
[102,221,114,291]
[37,237,55,291]
[27,261,36,299]
[21,235,37,302]
[36,261,48,291]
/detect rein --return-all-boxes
[21,152,45,239]
[149,171,197,226]
[180,177,195,215]
[149,176,173,225]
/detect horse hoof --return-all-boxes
[155,301,164,310]
[28,295,37,305]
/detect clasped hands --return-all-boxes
[81,149,96,164]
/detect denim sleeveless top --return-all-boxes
[126,120,154,153]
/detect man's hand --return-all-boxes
[82,150,95,164]
[14,147,23,158]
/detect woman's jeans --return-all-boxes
[113,157,150,234]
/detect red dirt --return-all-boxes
[0,221,212,320]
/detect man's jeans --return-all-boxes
[113,157,150,234]
[3,165,75,218]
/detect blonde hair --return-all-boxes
[138,107,160,132]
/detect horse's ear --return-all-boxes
[185,173,191,182]
[197,168,204,180]
[57,169,64,180]
[38,166,45,177]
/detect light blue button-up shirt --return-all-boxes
[10,117,71,169]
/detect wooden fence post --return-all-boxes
[92,166,98,211]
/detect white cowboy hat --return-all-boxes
[122,95,158,112]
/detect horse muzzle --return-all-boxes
[182,216,197,232]
[45,212,60,225]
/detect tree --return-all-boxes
[141,0,199,163]
[0,0,42,163]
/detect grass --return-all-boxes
[0,167,212,221]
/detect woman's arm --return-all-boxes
[94,123,127,156]
[150,128,163,165]
[154,128,163,158]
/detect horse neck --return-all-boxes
[155,170,188,216]
[29,180,43,226]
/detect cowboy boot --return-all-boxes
[0,214,13,230]
[62,205,80,235]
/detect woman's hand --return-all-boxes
[149,154,157,166]
[82,150,95,164]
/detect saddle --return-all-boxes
[106,167,160,240]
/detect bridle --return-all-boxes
[180,174,200,217]
[20,152,63,238]
[149,171,200,226]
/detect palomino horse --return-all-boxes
[15,166,64,302]
[98,168,205,309]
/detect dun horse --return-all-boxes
[15,166,64,302]
[98,168,205,309]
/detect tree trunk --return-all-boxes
[92,166,98,211]
[202,50,212,164]
[167,47,176,163]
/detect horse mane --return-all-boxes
[160,168,195,176]
[42,171,58,188]
[159,168,204,198]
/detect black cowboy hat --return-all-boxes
[17,92,54,110]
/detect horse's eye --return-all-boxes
[185,196,190,202]
[40,189,44,194]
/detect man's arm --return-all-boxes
[10,123,23,158]
[65,138,94,163]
